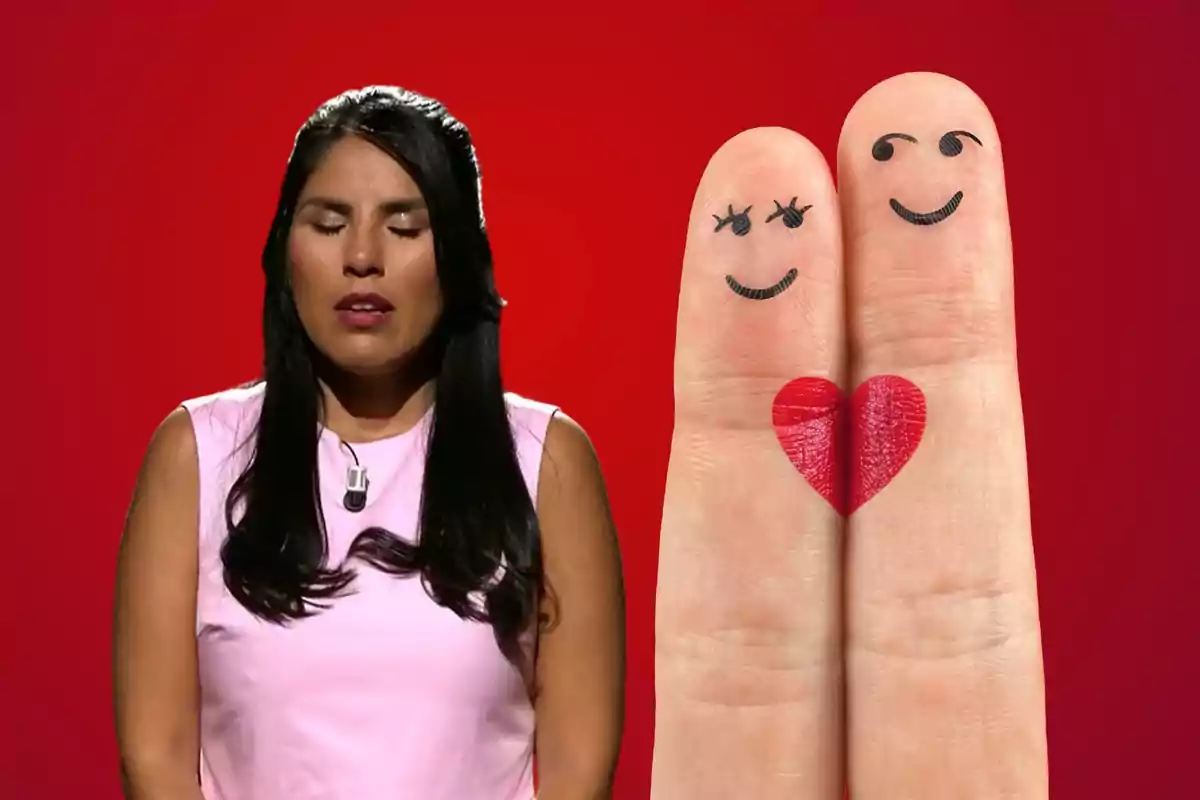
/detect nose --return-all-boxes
[343,226,383,278]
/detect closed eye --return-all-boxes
[311,223,423,239]
[388,227,424,239]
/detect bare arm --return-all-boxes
[112,407,204,800]
[532,413,626,800]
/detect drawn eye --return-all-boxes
[713,204,753,237]
[939,132,964,157]
[765,198,813,229]
[871,133,918,162]
[939,130,982,157]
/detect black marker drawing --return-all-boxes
[890,192,964,225]
[766,198,813,229]
[939,130,982,157]
[713,204,753,236]
[725,268,799,301]
[871,132,918,162]
[872,130,982,225]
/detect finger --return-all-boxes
[838,73,1048,799]
[652,127,845,800]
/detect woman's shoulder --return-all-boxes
[502,391,570,486]
[506,389,576,441]
[178,380,265,451]
[503,390,559,421]
[503,389,601,480]
[180,380,265,414]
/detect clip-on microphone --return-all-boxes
[341,441,368,513]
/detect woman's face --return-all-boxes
[288,134,441,377]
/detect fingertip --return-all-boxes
[845,71,995,119]
[674,124,843,413]
[837,71,1017,374]
[706,126,823,170]
[685,125,837,264]
[695,127,831,218]
[838,72,1002,168]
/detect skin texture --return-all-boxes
[288,134,443,435]
[653,128,846,799]
[652,72,1048,799]
[534,413,627,798]
[113,133,625,799]
[841,72,1045,800]
[112,408,204,800]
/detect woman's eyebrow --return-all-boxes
[296,197,427,215]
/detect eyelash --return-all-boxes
[311,222,422,239]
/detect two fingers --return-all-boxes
[652,72,1047,800]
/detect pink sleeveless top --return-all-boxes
[181,383,557,800]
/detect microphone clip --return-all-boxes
[344,464,369,513]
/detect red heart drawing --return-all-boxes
[771,376,926,515]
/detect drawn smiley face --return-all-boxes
[872,130,982,225]
[714,199,812,300]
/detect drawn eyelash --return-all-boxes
[765,198,813,229]
[713,204,753,236]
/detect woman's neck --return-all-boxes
[317,364,437,444]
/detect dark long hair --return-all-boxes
[220,86,542,668]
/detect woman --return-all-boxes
[112,85,626,800]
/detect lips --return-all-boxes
[334,292,394,329]
[335,292,395,313]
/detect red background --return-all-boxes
[1,3,1197,798]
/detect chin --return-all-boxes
[310,328,433,378]
[331,354,404,378]
[325,337,428,377]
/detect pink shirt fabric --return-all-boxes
[181,383,557,800]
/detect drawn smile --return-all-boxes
[725,268,798,300]
[889,190,964,225]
